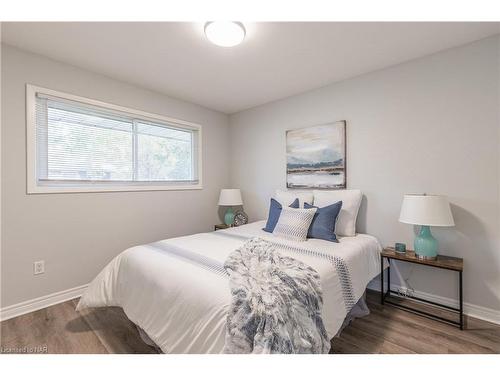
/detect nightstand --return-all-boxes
[214,223,230,231]
[380,247,464,330]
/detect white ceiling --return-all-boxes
[2,22,499,114]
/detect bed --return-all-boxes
[77,220,382,353]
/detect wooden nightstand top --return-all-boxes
[382,247,463,271]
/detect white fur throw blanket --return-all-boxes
[223,238,330,354]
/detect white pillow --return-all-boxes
[313,189,362,237]
[273,207,317,242]
[275,190,314,208]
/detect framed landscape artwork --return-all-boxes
[286,121,346,189]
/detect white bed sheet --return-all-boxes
[77,221,381,353]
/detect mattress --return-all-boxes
[77,220,381,353]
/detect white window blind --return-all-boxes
[27,85,202,193]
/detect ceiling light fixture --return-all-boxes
[204,21,246,47]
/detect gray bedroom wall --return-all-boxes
[1,45,230,307]
[229,36,500,313]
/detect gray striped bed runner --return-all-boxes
[146,230,356,311]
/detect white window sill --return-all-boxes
[27,182,203,194]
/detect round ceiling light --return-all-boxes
[204,21,246,47]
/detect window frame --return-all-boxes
[26,84,203,194]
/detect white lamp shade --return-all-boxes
[399,194,454,227]
[218,189,243,206]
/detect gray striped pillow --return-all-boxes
[272,207,317,241]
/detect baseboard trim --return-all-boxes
[367,280,500,326]
[0,284,88,322]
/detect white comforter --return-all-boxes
[77,221,381,353]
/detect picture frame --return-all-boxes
[286,120,346,189]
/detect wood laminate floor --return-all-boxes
[1,291,499,354]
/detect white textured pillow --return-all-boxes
[275,190,314,208]
[313,189,362,237]
[273,207,317,242]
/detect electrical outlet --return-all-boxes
[397,287,414,298]
[34,260,45,275]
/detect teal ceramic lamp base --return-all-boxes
[414,225,438,260]
[224,207,235,226]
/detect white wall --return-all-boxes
[229,36,500,313]
[0,26,3,313]
[1,45,229,307]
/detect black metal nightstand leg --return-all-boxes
[387,259,391,298]
[380,254,384,305]
[459,270,464,330]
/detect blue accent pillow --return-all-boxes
[263,198,300,233]
[304,201,343,242]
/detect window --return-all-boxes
[27,85,202,193]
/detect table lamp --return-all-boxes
[399,194,455,260]
[218,189,243,226]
